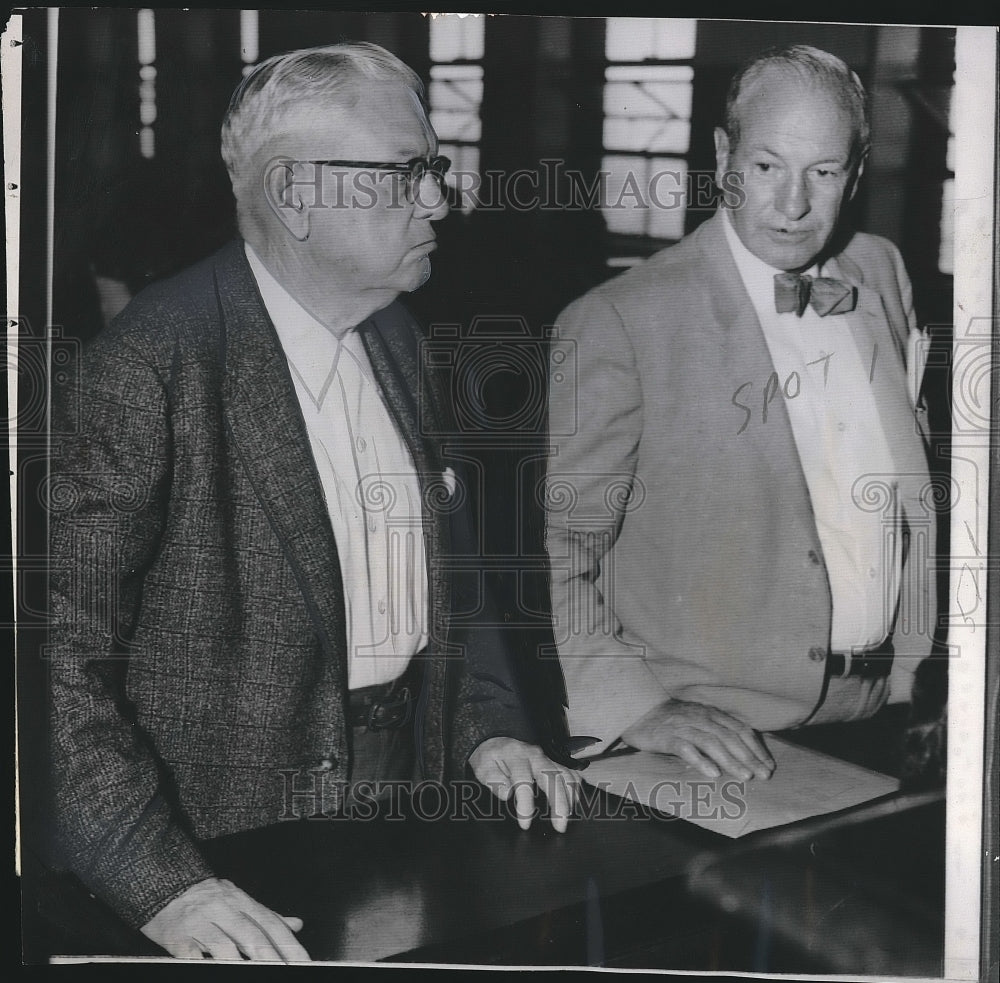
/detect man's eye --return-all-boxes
[813,168,838,179]
[384,172,410,194]
[754,162,772,173]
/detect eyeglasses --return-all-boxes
[303,155,451,204]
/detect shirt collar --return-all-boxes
[721,209,840,319]
[244,241,371,399]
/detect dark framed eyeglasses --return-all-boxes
[303,154,451,203]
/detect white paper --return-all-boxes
[581,736,900,838]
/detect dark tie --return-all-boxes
[774,272,858,317]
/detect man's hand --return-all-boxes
[469,737,582,833]
[141,877,310,961]
[621,699,775,781]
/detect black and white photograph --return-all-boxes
[6,7,997,977]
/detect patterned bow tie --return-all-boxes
[774,272,858,317]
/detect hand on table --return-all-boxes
[141,876,310,961]
[470,737,582,833]
[621,698,775,781]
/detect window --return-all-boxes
[239,10,259,76]
[938,96,955,275]
[137,9,156,159]
[428,13,484,213]
[601,18,697,264]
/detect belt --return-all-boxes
[826,637,894,680]
[347,658,424,731]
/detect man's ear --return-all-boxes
[264,158,311,242]
[847,150,868,202]
[714,127,731,189]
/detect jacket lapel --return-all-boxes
[214,241,348,666]
[694,213,822,541]
[359,303,444,477]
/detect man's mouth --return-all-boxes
[769,228,812,241]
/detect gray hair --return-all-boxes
[724,45,870,162]
[221,41,427,220]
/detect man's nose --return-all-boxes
[412,174,450,220]
[774,173,810,221]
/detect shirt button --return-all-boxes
[808,646,827,663]
[356,436,367,453]
[319,757,335,771]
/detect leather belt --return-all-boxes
[827,637,894,680]
[347,658,423,731]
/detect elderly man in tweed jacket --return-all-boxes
[47,42,577,961]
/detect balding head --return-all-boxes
[723,45,870,166]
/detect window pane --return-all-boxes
[651,18,697,60]
[429,66,483,143]
[601,155,688,241]
[606,18,696,61]
[647,157,687,240]
[603,80,693,121]
[429,70,483,110]
[605,65,694,83]
[429,64,483,82]
[602,155,648,236]
[603,117,690,154]
[429,12,485,62]
[430,111,481,143]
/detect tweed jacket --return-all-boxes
[546,211,937,753]
[47,239,535,927]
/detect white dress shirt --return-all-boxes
[246,244,429,688]
[722,212,904,652]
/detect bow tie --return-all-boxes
[774,272,857,317]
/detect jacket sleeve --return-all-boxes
[47,329,214,929]
[544,292,674,755]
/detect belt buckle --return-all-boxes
[846,639,894,679]
[367,686,412,732]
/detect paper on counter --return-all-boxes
[580,736,899,838]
